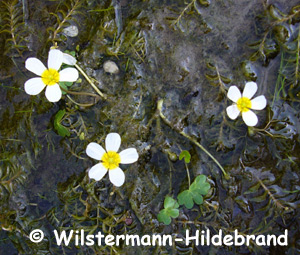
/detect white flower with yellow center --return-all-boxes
[24,49,79,102]
[226,82,267,126]
[86,133,139,187]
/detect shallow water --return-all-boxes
[0,0,300,254]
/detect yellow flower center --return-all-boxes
[237,97,252,112]
[101,151,121,170]
[41,68,60,86]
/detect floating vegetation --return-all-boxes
[177,174,210,209]
[157,196,179,225]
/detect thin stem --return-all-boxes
[60,86,100,98]
[66,95,96,107]
[10,2,20,51]
[178,145,191,187]
[173,0,196,26]
[255,176,289,211]
[157,99,229,179]
[52,0,80,43]
[75,64,107,99]
[295,26,300,85]
[185,161,191,187]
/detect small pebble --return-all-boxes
[103,60,119,74]
[63,25,79,37]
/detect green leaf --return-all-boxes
[164,196,178,209]
[244,182,261,195]
[64,50,76,57]
[53,109,70,137]
[179,150,191,163]
[65,81,73,87]
[178,190,194,209]
[158,196,179,225]
[250,191,268,202]
[191,190,204,205]
[157,210,171,225]
[191,175,211,195]
[59,82,68,95]
[194,175,206,185]
[168,208,180,218]
[178,174,211,209]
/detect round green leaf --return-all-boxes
[194,175,206,185]
[192,192,204,205]
[178,190,190,205]
[164,196,177,209]
[168,208,179,218]
[178,190,194,209]
[157,210,171,225]
[179,150,191,163]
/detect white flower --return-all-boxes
[86,133,139,187]
[62,53,77,65]
[24,49,79,102]
[226,81,267,126]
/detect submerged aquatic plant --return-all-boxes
[24,49,78,102]
[86,133,139,187]
[47,0,83,44]
[0,0,28,57]
[226,82,267,126]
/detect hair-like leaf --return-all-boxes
[48,0,84,44]
[0,0,28,57]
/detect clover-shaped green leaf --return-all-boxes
[178,175,211,209]
[179,150,191,163]
[192,175,211,195]
[157,196,179,225]
[54,109,70,137]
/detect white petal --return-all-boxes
[109,167,125,187]
[242,110,258,126]
[251,95,267,110]
[86,142,106,160]
[227,86,241,103]
[105,133,121,152]
[48,49,63,70]
[25,58,47,76]
[45,84,62,102]
[59,68,79,82]
[24,77,46,95]
[242,81,257,99]
[88,163,108,181]
[119,148,139,164]
[63,53,77,65]
[226,105,240,120]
